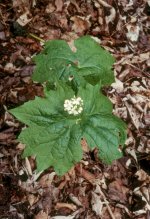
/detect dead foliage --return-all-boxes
[0,0,150,218]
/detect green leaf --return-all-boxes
[78,82,113,115]
[19,125,82,175]
[9,82,75,127]
[78,83,126,163]
[32,36,115,86]
[74,36,115,85]
[32,40,76,83]
[82,114,126,164]
[10,82,83,175]
[9,83,126,175]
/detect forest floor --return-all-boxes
[0,0,150,218]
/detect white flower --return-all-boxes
[64,96,83,116]
[78,107,83,113]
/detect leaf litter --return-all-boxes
[0,0,150,218]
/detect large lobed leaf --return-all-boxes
[78,84,126,164]
[9,83,126,175]
[32,36,115,86]
[19,125,82,175]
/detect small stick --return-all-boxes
[29,33,45,43]
[77,166,116,219]
[98,187,116,219]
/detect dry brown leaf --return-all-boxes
[13,0,30,10]
[0,132,13,140]
[0,31,6,40]
[4,63,16,73]
[106,7,116,24]
[25,157,32,175]
[135,169,150,183]
[38,172,56,188]
[111,78,124,93]
[16,11,32,26]
[91,191,103,216]
[55,202,77,211]
[34,210,48,219]
[76,165,96,184]
[52,210,79,219]
[69,193,82,207]
[126,148,138,162]
[45,3,56,13]
[1,0,150,218]
[28,194,39,206]
[95,0,116,26]
[55,0,63,12]
[124,101,140,129]
[71,16,89,34]
[108,179,129,204]
[126,24,140,42]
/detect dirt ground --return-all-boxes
[0,0,150,218]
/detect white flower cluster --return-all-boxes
[64,96,83,116]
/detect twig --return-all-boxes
[76,166,116,219]
[0,172,14,175]
[29,33,45,43]
[127,62,144,74]
[98,187,116,219]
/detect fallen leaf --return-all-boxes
[111,78,124,93]
[55,202,77,211]
[45,3,56,13]
[55,0,63,12]
[52,210,79,219]
[126,24,140,42]
[69,193,82,206]
[39,172,56,187]
[76,165,96,184]
[28,194,39,206]
[108,179,129,204]
[91,191,103,216]
[71,16,89,34]
[34,210,48,219]
[16,11,32,26]
[135,169,150,183]
[0,31,6,40]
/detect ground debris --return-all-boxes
[0,0,149,218]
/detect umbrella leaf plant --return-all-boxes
[9,36,127,175]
